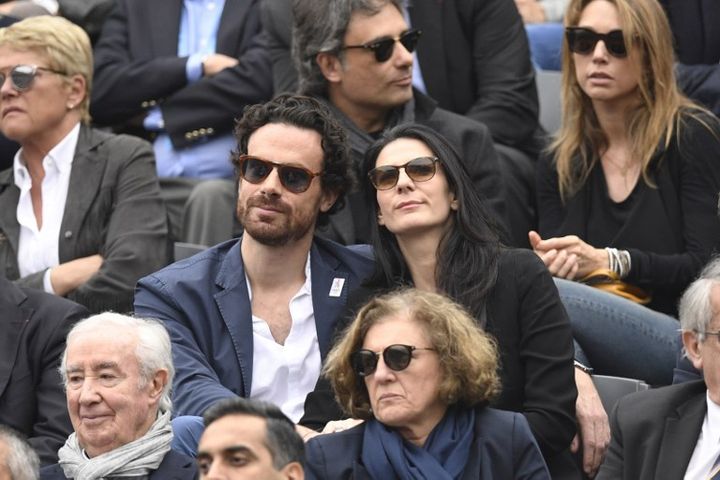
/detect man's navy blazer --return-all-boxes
[134,236,374,417]
[40,450,197,479]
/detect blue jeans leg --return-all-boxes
[554,279,681,386]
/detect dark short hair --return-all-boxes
[203,397,304,469]
[232,93,354,226]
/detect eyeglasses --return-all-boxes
[565,27,628,58]
[368,156,439,190]
[342,29,422,63]
[235,155,322,194]
[351,344,435,377]
[697,330,720,340]
[0,65,66,91]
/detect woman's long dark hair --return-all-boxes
[362,124,503,319]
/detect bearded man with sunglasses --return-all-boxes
[134,94,374,423]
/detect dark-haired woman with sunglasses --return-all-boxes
[301,123,581,479]
[305,288,551,480]
[533,0,720,392]
[0,16,169,313]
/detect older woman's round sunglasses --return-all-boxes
[235,155,322,194]
[351,344,435,377]
[0,65,66,91]
[368,156,439,190]
[565,27,627,58]
[342,29,422,63]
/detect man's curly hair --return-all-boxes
[232,94,355,226]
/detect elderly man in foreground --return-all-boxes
[40,313,196,479]
[598,257,720,479]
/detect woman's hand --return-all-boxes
[296,419,364,443]
[321,418,364,434]
[49,254,103,296]
[573,369,610,478]
[529,231,608,278]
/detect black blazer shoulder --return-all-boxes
[0,277,88,466]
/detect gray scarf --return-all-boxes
[58,410,173,480]
[314,95,416,160]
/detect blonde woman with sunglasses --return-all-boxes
[532,0,720,391]
[0,16,169,313]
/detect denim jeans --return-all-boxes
[554,279,681,386]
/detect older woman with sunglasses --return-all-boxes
[301,123,581,479]
[0,16,169,313]
[305,288,551,480]
[532,0,720,389]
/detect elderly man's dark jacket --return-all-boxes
[0,276,87,466]
[597,380,708,480]
[40,450,197,479]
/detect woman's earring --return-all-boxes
[451,200,459,211]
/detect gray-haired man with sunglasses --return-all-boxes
[134,95,374,426]
[285,0,510,245]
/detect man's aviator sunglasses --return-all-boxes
[235,155,322,194]
[368,156,439,190]
[342,29,422,63]
[351,344,435,377]
[0,65,66,91]
[565,27,628,58]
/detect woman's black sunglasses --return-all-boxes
[351,344,435,377]
[368,156,439,190]
[0,64,66,91]
[342,29,422,63]
[235,155,322,194]
[565,27,628,58]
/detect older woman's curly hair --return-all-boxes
[324,288,501,419]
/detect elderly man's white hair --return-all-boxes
[60,312,175,412]
[679,257,720,342]
[0,426,39,480]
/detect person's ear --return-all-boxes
[377,211,385,226]
[66,74,86,111]
[280,461,304,480]
[319,189,338,213]
[682,330,704,372]
[316,52,343,84]
[148,369,168,401]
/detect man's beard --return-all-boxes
[237,194,317,247]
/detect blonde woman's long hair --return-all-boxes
[552,0,705,200]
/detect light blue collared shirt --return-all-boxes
[144,0,236,179]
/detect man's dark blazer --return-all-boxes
[133,236,374,417]
[305,407,550,480]
[597,380,708,480]
[0,276,88,466]
[91,0,272,149]
[40,450,197,479]
[0,126,170,313]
